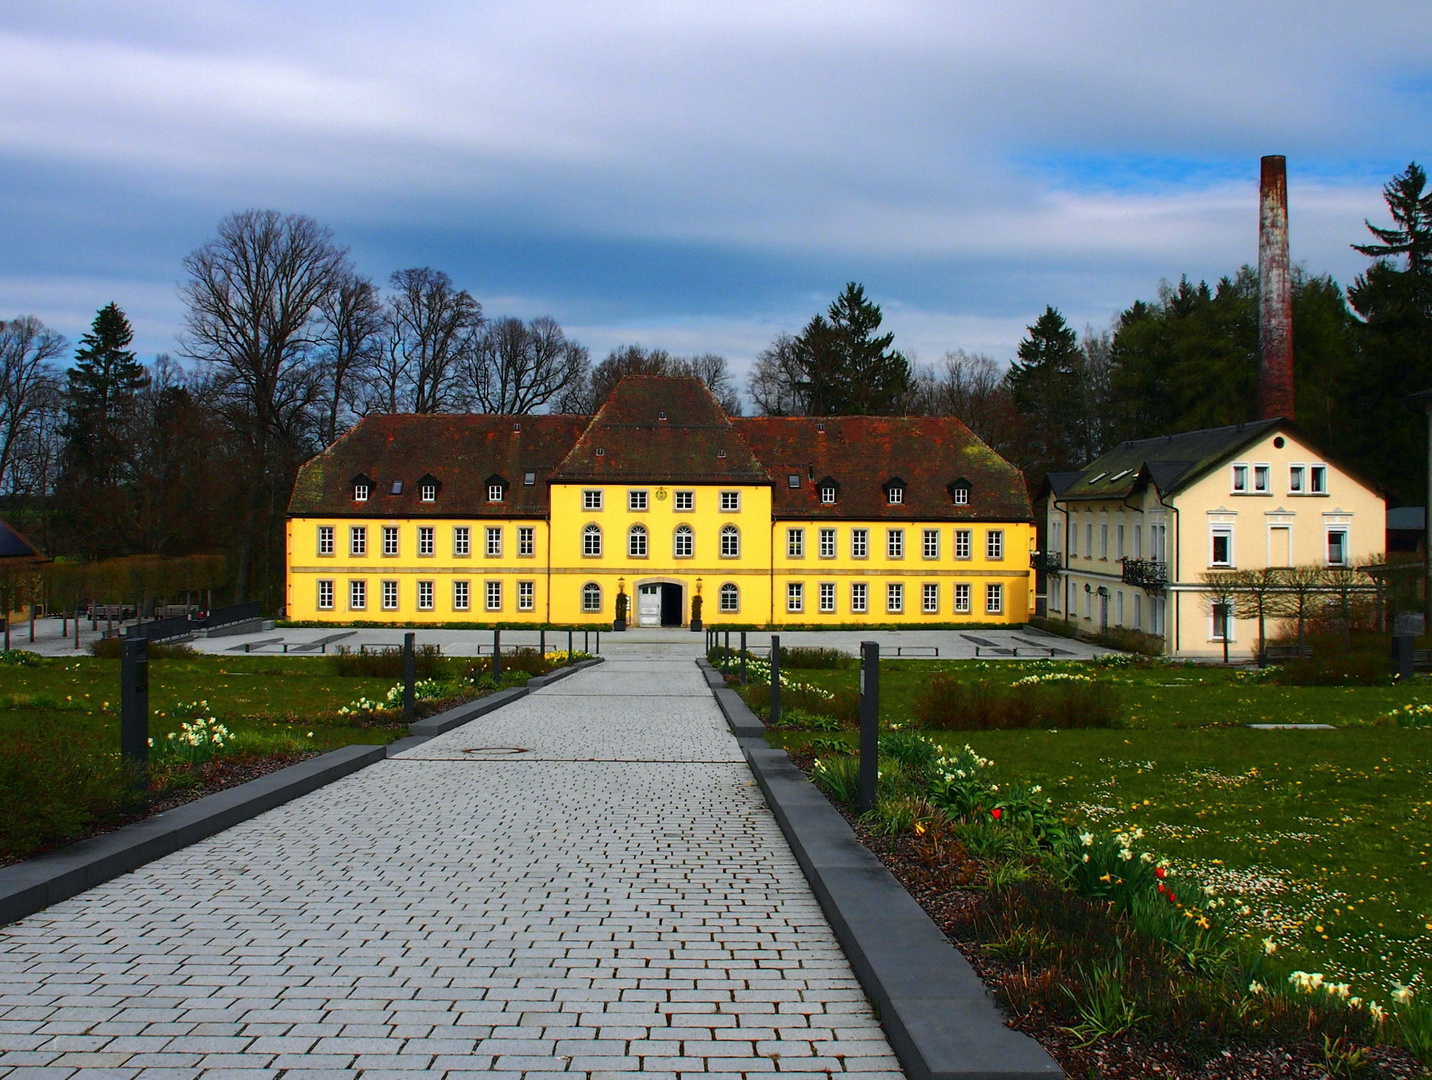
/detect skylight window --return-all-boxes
[1108,469,1130,482]
[1088,472,1107,484]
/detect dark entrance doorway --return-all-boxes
[660,583,683,627]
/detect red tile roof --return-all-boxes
[734,416,1032,522]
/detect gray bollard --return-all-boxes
[493,628,501,678]
[740,631,747,685]
[858,641,879,813]
[769,634,781,726]
[120,637,149,771]
[568,629,574,657]
[403,632,416,718]
[540,628,546,656]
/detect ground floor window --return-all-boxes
[851,582,868,614]
[317,579,333,610]
[719,582,738,612]
[518,580,534,610]
[486,580,502,611]
[1132,592,1141,629]
[382,580,399,611]
[1211,603,1233,641]
[886,582,904,614]
[922,583,939,613]
[582,582,602,612]
[819,582,835,613]
[1115,590,1124,625]
[349,579,366,610]
[417,580,434,610]
[953,583,970,613]
[986,583,1003,615]
[787,581,804,613]
[453,580,469,611]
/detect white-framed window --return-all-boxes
[850,582,868,613]
[518,526,534,556]
[1085,519,1093,554]
[453,526,470,557]
[453,580,470,611]
[1116,590,1124,624]
[987,530,1004,560]
[382,526,399,556]
[1290,464,1305,493]
[954,583,971,614]
[819,528,836,558]
[787,528,804,558]
[628,524,648,557]
[486,580,502,611]
[1051,520,1063,553]
[922,529,939,559]
[1253,464,1270,493]
[1133,524,1142,558]
[719,583,739,612]
[674,524,694,558]
[349,579,366,610]
[887,486,904,505]
[1069,519,1078,557]
[720,490,740,511]
[420,482,436,502]
[1150,596,1164,635]
[417,580,433,610]
[1211,602,1233,641]
[583,524,602,557]
[488,482,504,502]
[628,489,648,511]
[350,526,367,556]
[353,482,369,502]
[1099,523,1108,559]
[518,580,534,611]
[583,489,603,510]
[1116,524,1125,560]
[954,529,971,559]
[381,580,399,610]
[985,583,1003,615]
[317,579,334,610]
[819,582,835,613]
[787,582,804,613]
[674,490,694,511]
[1132,592,1142,630]
[922,583,939,613]
[582,582,602,613]
[886,582,904,613]
[887,529,904,558]
[317,526,334,556]
[820,485,837,505]
[720,524,740,557]
[851,529,868,558]
[1310,464,1327,494]
[952,485,970,506]
[1049,581,1061,612]
[1211,525,1233,567]
[1083,588,1092,618]
[485,527,502,557]
[1231,464,1248,493]
[1327,528,1349,567]
[418,526,434,556]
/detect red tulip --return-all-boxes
[1154,867,1166,880]
[991,808,1002,820]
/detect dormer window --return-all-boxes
[351,474,373,502]
[821,486,836,504]
[417,473,440,503]
[817,476,839,505]
[948,479,971,506]
[883,478,906,505]
[485,474,508,503]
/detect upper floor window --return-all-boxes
[1211,525,1233,567]
[949,480,971,506]
[674,524,694,558]
[453,526,470,556]
[353,480,370,502]
[720,491,740,512]
[1327,528,1348,567]
[1310,464,1328,494]
[887,529,904,558]
[922,529,939,559]
[382,526,399,556]
[583,489,603,510]
[819,528,836,558]
[1290,465,1305,493]
[317,526,334,556]
[820,485,837,505]
[1253,464,1270,493]
[583,524,602,557]
[954,529,971,559]
[851,528,868,558]
[986,530,1004,560]
[787,528,804,558]
[420,482,436,502]
[720,524,740,557]
[418,526,434,556]
[628,524,648,557]
[1231,464,1248,493]
[674,490,694,511]
[884,478,905,505]
[488,483,505,503]
[486,527,502,557]
[629,490,648,511]
[350,526,367,556]
[518,526,534,556]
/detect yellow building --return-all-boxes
[286,377,1034,627]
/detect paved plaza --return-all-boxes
[0,642,907,1079]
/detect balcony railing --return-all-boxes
[1121,558,1168,593]
[1029,550,1063,573]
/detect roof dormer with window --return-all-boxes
[948,478,971,506]
[883,477,906,505]
[351,474,373,502]
[485,474,508,503]
[817,477,839,505]
[417,474,440,503]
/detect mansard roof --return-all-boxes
[288,414,587,518]
[549,376,770,484]
[733,416,1033,522]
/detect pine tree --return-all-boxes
[1003,306,1088,481]
[792,283,911,414]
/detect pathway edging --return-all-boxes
[0,656,603,926]
[697,658,1063,1080]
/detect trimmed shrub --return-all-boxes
[776,646,853,669]
[330,644,444,679]
[90,639,194,660]
[913,674,1121,730]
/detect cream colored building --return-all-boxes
[1043,419,1385,658]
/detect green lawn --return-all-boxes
[766,659,1432,1002]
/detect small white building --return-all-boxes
[1042,418,1385,659]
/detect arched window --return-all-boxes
[583,523,602,557]
[720,524,740,558]
[673,524,694,558]
[582,582,602,612]
[628,523,648,557]
[719,583,739,612]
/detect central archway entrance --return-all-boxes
[637,582,685,627]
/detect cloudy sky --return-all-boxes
[3,0,1430,396]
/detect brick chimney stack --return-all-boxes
[1258,155,1295,421]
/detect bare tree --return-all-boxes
[180,209,351,601]
[747,334,806,416]
[314,271,383,445]
[672,353,741,415]
[1200,571,1241,664]
[377,268,481,414]
[466,315,589,413]
[1273,564,1326,653]
[1232,566,1280,666]
[0,316,66,499]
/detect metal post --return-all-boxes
[1394,634,1416,682]
[769,634,781,727]
[403,632,416,718]
[739,631,747,685]
[584,629,590,654]
[595,630,600,654]
[540,629,546,656]
[723,630,730,672]
[568,629,574,657]
[120,638,149,769]
[858,641,879,813]
[493,628,502,678]
[74,598,81,649]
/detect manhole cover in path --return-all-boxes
[462,746,530,756]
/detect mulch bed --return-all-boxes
[785,749,1425,1080]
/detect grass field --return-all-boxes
[764,658,1432,1003]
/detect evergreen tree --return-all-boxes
[791,283,911,415]
[1004,306,1082,480]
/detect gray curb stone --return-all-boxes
[696,658,1062,1080]
[0,656,603,927]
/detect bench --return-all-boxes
[1262,645,1313,663]
[285,631,357,654]
[227,637,284,653]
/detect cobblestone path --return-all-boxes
[0,646,903,1080]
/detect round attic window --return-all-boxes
[1273,436,1286,449]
